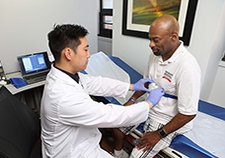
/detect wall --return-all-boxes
[0,0,98,74]
[112,0,150,75]
[112,0,225,105]
[186,0,225,103]
[98,36,112,56]
[209,62,225,108]
[200,2,225,106]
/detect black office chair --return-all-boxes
[0,86,42,158]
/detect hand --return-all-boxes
[133,78,154,92]
[136,131,161,152]
[146,87,164,106]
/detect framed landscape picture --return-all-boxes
[122,0,198,46]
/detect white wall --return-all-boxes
[209,62,225,108]
[112,0,150,75]
[112,0,225,105]
[186,0,225,102]
[0,0,98,74]
[98,36,112,56]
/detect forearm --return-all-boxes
[162,113,196,135]
[131,91,146,100]
[136,112,194,152]
[124,91,146,107]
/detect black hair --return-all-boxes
[48,24,89,62]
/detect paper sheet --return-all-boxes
[184,111,225,157]
[85,51,133,104]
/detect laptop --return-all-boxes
[17,51,51,84]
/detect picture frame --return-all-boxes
[122,0,198,46]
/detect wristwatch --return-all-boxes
[158,127,167,138]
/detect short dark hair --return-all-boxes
[48,24,89,62]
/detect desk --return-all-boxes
[5,71,44,115]
[5,71,45,95]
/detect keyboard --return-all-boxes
[23,73,47,84]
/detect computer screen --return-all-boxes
[22,53,47,73]
[17,51,51,76]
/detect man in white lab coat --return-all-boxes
[41,24,164,158]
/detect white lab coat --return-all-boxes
[41,66,149,158]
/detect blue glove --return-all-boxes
[133,78,154,92]
[146,87,164,106]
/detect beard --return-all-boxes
[153,51,161,56]
[151,47,161,56]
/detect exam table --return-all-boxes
[84,52,225,158]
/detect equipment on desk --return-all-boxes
[0,60,7,85]
[0,80,7,85]
[0,60,6,81]
[17,51,51,84]
[9,77,28,88]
